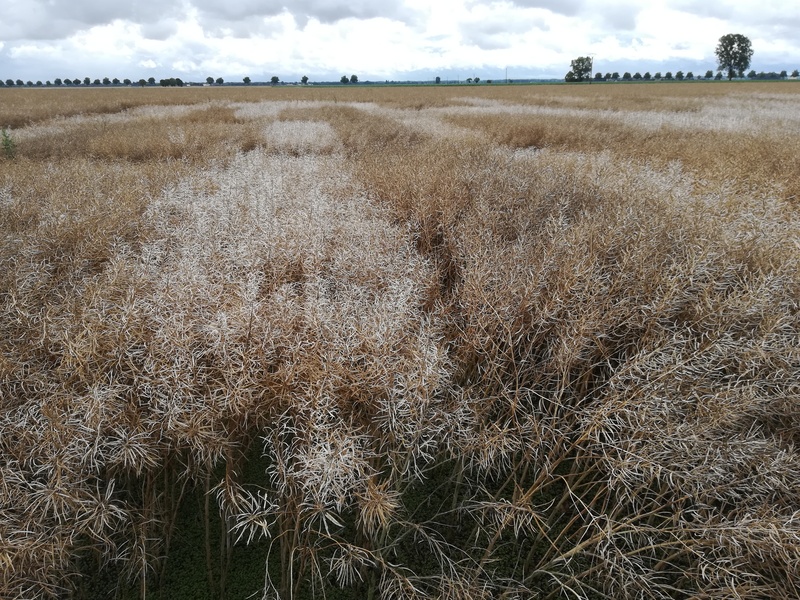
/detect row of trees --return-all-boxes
[0,77,221,87]
[0,76,324,87]
[1,77,139,87]
[570,69,797,82]
[566,33,796,84]
[265,76,311,85]
[747,70,797,80]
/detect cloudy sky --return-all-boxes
[1,0,798,83]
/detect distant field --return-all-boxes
[1,82,799,599]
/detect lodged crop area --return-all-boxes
[1,82,799,599]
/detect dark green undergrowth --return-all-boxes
[74,451,595,599]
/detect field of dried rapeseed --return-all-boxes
[1,81,799,599]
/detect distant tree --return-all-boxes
[643,72,651,80]
[36,81,43,86]
[92,78,100,85]
[466,77,473,83]
[793,69,799,77]
[604,72,612,80]
[26,81,34,86]
[138,79,146,86]
[779,70,787,79]
[124,78,131,85]
[4,79,12,86]
[350,74,358,83]
[0,80,4,87]
[568,56,593,82]
[594,72,604,81]
[474,77,480,83]
[633,72,642,80]
[435,76,441,84]
[83,77,90,85]
[664,71,673,80]
[705,70,714,79]
[714,72,723,80]
[611,72,620,81]
[16,79,24,86]
[243,76,251,84]
[686,71,694,80]
[301,75,309,84]
[215,77,223,85]
[747,70,757,79]
[622,72,632,80]
[271,76,279,85]
[715,33,753,80]
[148,77,155,85]
[102,77,110,85]
[54,78,62,85]
[206,77,214,85]
[654,72,662,80]
[46,81,52,86]
[675,71,684,80]
[564,71,577,82]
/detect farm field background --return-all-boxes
[1,82,799,599]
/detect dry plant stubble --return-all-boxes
[1,82,798,599]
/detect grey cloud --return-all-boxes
[0,0,418,43]
[191,0,283,21]
[199,16,286,39]
[666,0,729,20]
[45,0,179,25]
[460,14,548,50]
[291,0,417,24]
[0,0,183,40]
[510,0,640,31]
[190,0,418,27]
[596,2,639,31]
[668,0,800,28]
[140,20,181,41]
[508,0,585,17]
[667,0,800,45]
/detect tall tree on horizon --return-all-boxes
[715,33,753,80]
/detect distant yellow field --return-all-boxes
[2,82,799,599]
